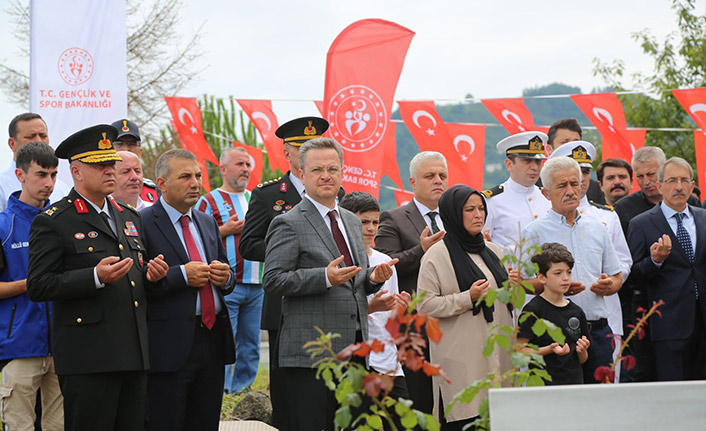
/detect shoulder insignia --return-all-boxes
[256,176,283,189]
[124,203,139,214]
[42,197,72,217]
[74,198,89,214]
[44,206,59,216]
[108,195,123,212]
[589,200,614,211]
[481,185,504,199]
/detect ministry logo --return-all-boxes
[327,85,386,153]
[58,47,94,86]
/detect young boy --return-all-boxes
[339,192,410,397]
[517,242,591,385]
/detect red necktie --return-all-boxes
[179,215,216,329]
[328,210,354,267]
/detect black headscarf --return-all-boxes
[438,184,509,322]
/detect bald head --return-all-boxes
[113,150,144,206]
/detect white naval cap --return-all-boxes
[548,140,596,168]
[496,131,548,159]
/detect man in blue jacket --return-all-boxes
[0,141,63,430]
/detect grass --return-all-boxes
[221,365,270,420]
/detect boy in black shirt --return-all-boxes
[518,243,591,385]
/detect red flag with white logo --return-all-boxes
[672,88,706,190]
[393,188,415,206]
[323,19,414,196]
[236,99,288,173]
[445,122,486,190]
[481,98,548,135]
[165,96,218,191]
[232,141,264,190]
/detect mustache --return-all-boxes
[672,191,687,197]
[562,194,578,202]
[611,185,625,191]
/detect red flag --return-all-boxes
[694,130,706,191]
[672,88,706,131]
[393,189,415,206]
[445,123,486,190]
[323,19,414,196]
[165,97,218,191]
[232,141,264,190]
[236,99,288,173]
[481,98,548,135]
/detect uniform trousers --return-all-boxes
[147,318,226,431]
[58,370,146,431]
[0,356,63,431]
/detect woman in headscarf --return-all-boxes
[417,184,515,430]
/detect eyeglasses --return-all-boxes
[662,177,693,185]
[114,140,141,147]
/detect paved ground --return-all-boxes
[219,420,277,430]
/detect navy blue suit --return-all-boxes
[140,200,235,431]
[627,204,706,380]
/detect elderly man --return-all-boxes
[111,119,159,204]
[375,150,448,414]
[0,113,72,211]
[483,132,551,255]
[140,149,235,431]
[197,147,263,395]
[523,156,623,383]
[597,158,634,207]
[263,137,396,431]
[27,124,168,431]
[112,151,152,210]
[627,157,706,381]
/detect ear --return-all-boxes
[537,272,547,285]
[156,176,167,194]
[655,181,663,195]
[8,138,17,153]
[70,163,81,182]
[15,168,24,184]
[408,176,416,191]
[219,164,227,176]
[504,158,513,171]
[298,168,304,179]
[541,187,550,200]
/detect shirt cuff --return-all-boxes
[94,268,105,289]
[180,265,188,284]
[651,258,663,268]
[325,270,332,288]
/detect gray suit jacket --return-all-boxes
[263,197,380,368]
[375,201,428,295]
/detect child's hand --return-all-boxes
[576,336,590,354]
[551,343,570,356]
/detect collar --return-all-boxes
[304,194,340,219]
[6,190,46,221]
[160,196,193,225]
[289,172,305,196]
[660,201,691,221]
[505,177,537,195]
[413,198,438,216]
[578,196,590,211]
[548,208,582,225]
[76,191,110,215]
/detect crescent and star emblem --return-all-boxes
[178,108,198,134]
[453,134,476,162]
[501,109,526,132]
[412,110,437,136]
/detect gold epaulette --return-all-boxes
[257,176,283,188]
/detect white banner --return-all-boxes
[29,0,127,178]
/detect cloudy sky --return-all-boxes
[1,0,704,164]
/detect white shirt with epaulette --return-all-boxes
[578,196,633,336]
[483,177,551,255]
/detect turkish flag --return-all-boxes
[393,188,415,206]
[445,123,486,190]
[481,98,548,135]
[236,99,288,174]
[398,100,467,186]
[694,130,706,191]
[672,88,706,131]
[323,19,414,196]
[232,141,264,190]
[165,97,218,191]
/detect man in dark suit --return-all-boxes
[627,157,706,381]
[140,149,235,431]
[374,151,447,414]
[239,116,342,430]
[27,124,168,431]
[263,137,396,431]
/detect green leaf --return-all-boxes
[321,367,335,390]
[500,325,514,335]
[482,336,495,358]
[495,334,510,349]
[395,401,409,416]
[509,351,531,368]
[414,410,428,429]
[366,414,383,429]
[334,406,352,428]
[496,288,511,304]
[514,285,527,307]
[426,414,441,431]
[347,393,362,408]
[358,425,373,431]
[531,319,547,336]
[483,288,497,307]
[545,320,566,345]
[527,374,546,387]
[518,311,532,323]
[401,411,418,428]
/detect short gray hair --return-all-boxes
[632,146,666,167]
[540,157,581,189]
[219,146,248,165]
[155,148,197,179]
[409,151,447,179]
[658,156,693,182]
[298,138,343,169]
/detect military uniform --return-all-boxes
[27,125,152,431]
[483,132,551,255]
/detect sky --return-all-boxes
[1,0,704,165]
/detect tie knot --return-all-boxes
[674,212,686,223]
[179,215,190,228]
[427,211,438,219]
[328,210,338,220]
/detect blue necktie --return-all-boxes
[674,212,698,299]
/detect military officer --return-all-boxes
[483,131,551,256]
[111,118,160,204]
[26,124,168,431]
[549,141,632,377]
[239,116,343,430]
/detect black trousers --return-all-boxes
[268,329,286,431]
[147,319,227,431]
[59,370,147,431]
[653,300,706,381]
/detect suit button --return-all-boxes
[134,301,139,308]
[76,317,82,323]
[350,314,356,320]
[119,244,124,250]
[88,247,94,252]
[131,281,136,287]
